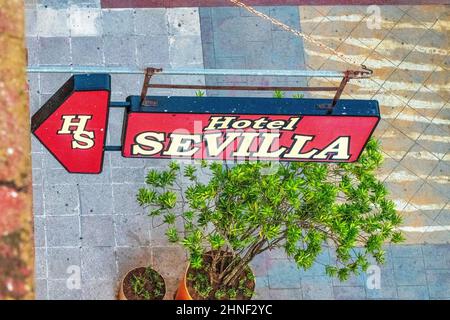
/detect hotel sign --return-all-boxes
[31,74,380,174]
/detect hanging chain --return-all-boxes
[229,0,367,69]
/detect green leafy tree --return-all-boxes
[137,139,403,298]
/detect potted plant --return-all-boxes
[137,139,404,300]
[119,266,166,300]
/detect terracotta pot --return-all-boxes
[118,277,128,300]
[175,252,255,300]
[119,267,166,300]
[175,265,193,300]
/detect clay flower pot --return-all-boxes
[119,266,166,300]
[175,265,193,300]
[175,251,255,300]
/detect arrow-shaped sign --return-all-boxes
[31,73,380,174]
[31,74,111,174]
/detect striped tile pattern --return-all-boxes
[299,5,450,244]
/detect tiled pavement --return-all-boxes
[26,1,450,299]
[298,5,450,244]
[199,6,307,97]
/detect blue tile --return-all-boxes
[38,0,69,9]
[267,259,301,289]
[212,9,274,43]
[366,287,398,299]
[134,8,167,36]
[81,247,117,281]
[269,6,301,31]
[201,43,216,69]
[380,267,397,287]
[266,247,287,260]
[332,272,367,287]
[201,5,305,98]
[300,250,331,277]
[211,7,240,28]
[302,276,334,300]
[253,287,271,300]
[199,7,212,18]
[46,216,80,247]
[71,37,103,66]
[213,33,247,58]
[47,247,81,280]
[365,264,397,288]
[38,37,71,65]
[271,55,306,70]
[35,279,48,300]
[255,276,269,289]
[48,280,81,300]
[238,17,272,42]
[393,256,427,286]
[199,16,214,43]
[239,6,271,17]
[35,248,47,279]
[333,286,366,300]
[250,253,269,277]
[81,280,117,300]
[269,289,302,300]
[271,31,303,58]
[102,9,134,36]
[398,286,430,300]
[103,35,136,67]
[135,35,169,66]
[363,245,394,268]
[422,244,450,269]
[426,270,450,299]
[390,245,423,258]
[214,56,247,69]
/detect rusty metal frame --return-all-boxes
[26,65,373,113]
[139,66,373,112]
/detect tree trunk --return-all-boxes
[221,241,264,287]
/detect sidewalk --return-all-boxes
[26,1,450,299]
[299,5,449,244]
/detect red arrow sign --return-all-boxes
[31,74,111,174]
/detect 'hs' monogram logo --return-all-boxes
[57,115,95,149]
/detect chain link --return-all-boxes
[229,0,364,68]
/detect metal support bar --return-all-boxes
[317,73,351,114]
[157,68,345,78]
[104,146,122,151]
[28,65,373,114]
[109,101,131,108]
[149,84,339,92]
[27,66,145,74]
[27,65,347,78]
[140,67,163,106]
[331,74,351,109]
[317,66,373,114]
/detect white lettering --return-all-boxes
[313,137,351,160]
[283,135,318,159]
[163,133,201,157]
[58,115,95,149]
[132,132,165,156]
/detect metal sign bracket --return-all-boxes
[138,66,373,114]
[27,65,374,114]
